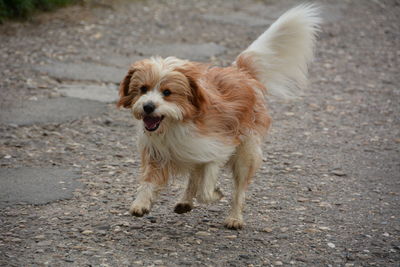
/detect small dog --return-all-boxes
[117,5,320,229]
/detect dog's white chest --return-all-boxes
[138,123,235,166]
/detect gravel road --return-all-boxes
[0,0,399,266]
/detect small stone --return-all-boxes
[195,231,211,236]
[318,202,331,208]
[34,234,46,240]
[274,261,283,265]
[383,232,390,237]
[4,155,12,159]
[305,228,320,233]
[327,242,336,248]
[326,105,336,112]
[330,170,347,177]
[82,230,93,235]
[225,235,237,239]
[118,221,130,227]
[262,227,273,233]
[37,240,52,246]
[280,227,288,232]
[319,226,331,231]
[284,112,295,116]
[11,238,22,242]
[291,152,303,156]
[297,198,309,202]
[98,230,107,236]
[154,260,163,265]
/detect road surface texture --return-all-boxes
[0,0,399,266]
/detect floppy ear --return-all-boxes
[117,68,135,108]
[176,65,209,112]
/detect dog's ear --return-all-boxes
[117,68,136,108]
[176,65,209,112]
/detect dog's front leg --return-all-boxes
[129,163,168,217]
[129,182,159,216]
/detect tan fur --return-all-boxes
[118,4,319,229]
[118,58,270,229]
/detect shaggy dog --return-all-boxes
[117,5,320,229]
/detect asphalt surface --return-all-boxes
[0,0,399,266]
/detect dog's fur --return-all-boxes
[117,5,320,229]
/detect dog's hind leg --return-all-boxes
[225,136,262,229]
[175,164,224,213]
[195,162,224,204]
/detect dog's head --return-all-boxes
[117,57,208,133]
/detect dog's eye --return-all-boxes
[140,86,148,94]
[162,89,171,97]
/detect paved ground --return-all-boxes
[0,0,399,266]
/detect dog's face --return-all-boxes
[117,57,207,133]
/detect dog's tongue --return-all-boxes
[143,116,162,130]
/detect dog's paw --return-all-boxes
[214,187,224,200]
[129,204,150,217]
[197,187,224,204]
[174,203,193,214]
[224,217,244,230]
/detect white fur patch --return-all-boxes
[238,4,321,98]
[138,123,235,173]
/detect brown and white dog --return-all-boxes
[117,5,320,229]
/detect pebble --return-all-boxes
[280,227,288,232]
[297,197,309,202]
[262,227,273,233]
[37,240,52,246]
[34,234,46,240]
[225,235,237,239]
[330,170,347,177]
[274,261,283,265]
[327,242,336,248]
[154,260,163,265]
[82,230,94,235]
[319,226,331,231]
[195,231,211,236]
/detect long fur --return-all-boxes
[117,5,320,229]
[236,4,321,98]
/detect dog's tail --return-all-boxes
[235,4,321,98]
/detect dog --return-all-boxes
[117,5,320,229]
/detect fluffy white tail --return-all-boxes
[236,4,321,98]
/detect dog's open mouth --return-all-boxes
[143,116,164,131]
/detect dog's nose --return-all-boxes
[143,102,156,114]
